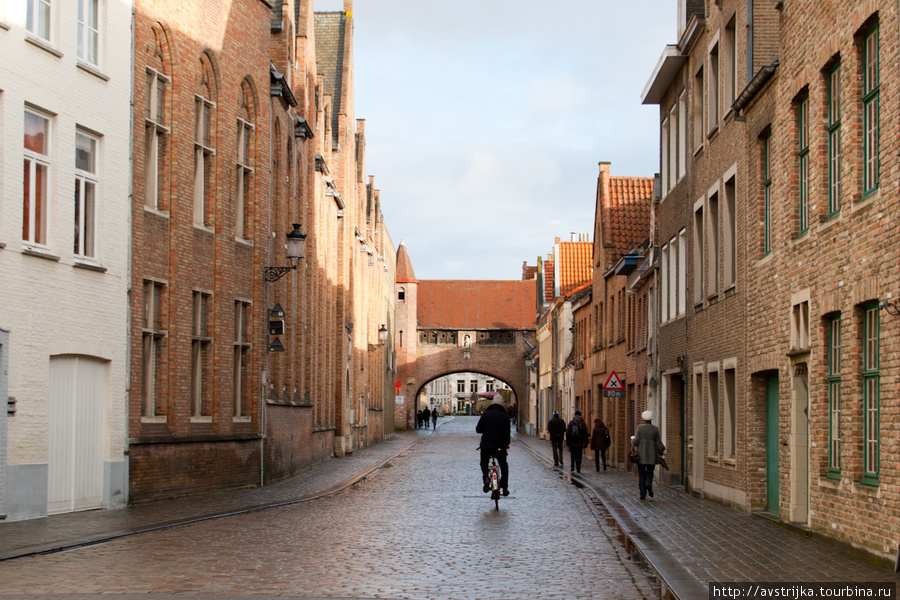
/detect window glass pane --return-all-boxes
[76,132,95,173]
[25,111,48,154]
[83,181,95,256]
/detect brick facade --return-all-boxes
[129,0,396,501]
[745,0,900,563]
[645,0,900,563]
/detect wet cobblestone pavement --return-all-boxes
[0,418,660,599]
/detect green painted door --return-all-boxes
[766,374,780,514]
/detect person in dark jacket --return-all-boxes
[632,410,665,500]
[566,411,590,472]
[547,411,567,467]
[590,418,611,471]
[422,406,431,429]
[476,399,511,495]
[431,407,438,428]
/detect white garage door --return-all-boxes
[48,356,106,514]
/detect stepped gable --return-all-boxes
[558,241,592,297]
[417,280,536,330]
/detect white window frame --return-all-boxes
[668,104,677,191]
[707,362,720,458]
[145,68,169,210]
[724,16,737,111]
[26,0,52,42]
[235,118,253,240]
[191,290,212,421]
[790,290,811,353]
[23,108,52,248]
[707,185,720,298]
[677,228,686,316]
[233,299,252,421]
[661,118,669,196]
[678,92,687,179]
[193,95,215,227]
[708,36,720,133]
[660,243,669,323]
[74,130,99,261]
[668,235,677,319]
[693,67,705,151]
[692,198,705,305]
[76,0,99,66]
[723,359,737,460]
[723,167,737,289]
[142,280,166,422]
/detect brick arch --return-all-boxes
[148,22,175,75]
[415,368,520,409]
[408,333,532,412]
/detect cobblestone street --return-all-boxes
[0,418,659,600]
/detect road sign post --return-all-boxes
[602,371,625,398]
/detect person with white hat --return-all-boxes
[632,410,665,500]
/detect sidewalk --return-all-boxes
[515,433,899,600]
[0,427,434,562]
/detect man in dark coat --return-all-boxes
[422,406,431,429]
[547,411,567,467]
[632,410,665,499]
[566,410,590,472]
[476,399,511,495]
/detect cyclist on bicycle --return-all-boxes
[476,397,511,495]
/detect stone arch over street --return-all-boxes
[394,244,537,429]
[413,353,528,413]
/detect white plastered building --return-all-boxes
[0,0,132,520]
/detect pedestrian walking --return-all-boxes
[422,406,431,429]
[547,411,567,467]
[432,407,438,428]
[566,411,590,473]
[416,410,423,429]
[632,410,665,500]
[590,418,611,471]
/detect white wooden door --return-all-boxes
[48,356,105,514]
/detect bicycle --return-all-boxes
[488,454,501,510]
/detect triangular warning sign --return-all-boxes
[603,371,624,391]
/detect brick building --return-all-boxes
[643,0,900,563]
[0,0,132,519]
[590,162,654,469]
[742,0,900,564]
[128,0,396,502]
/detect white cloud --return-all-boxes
[315,0,675,279]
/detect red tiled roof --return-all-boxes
[565,281,592,299]
[417,280,537,329]
[557,241,592,297]
[396,242,417,283]
[598,174,654,269]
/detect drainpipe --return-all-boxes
[747,0,754,86]
[681,63,692,491]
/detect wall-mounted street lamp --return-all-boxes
[368,325,389,351]
[881,299,900,317]
[264,224,307,282]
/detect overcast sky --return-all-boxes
[315,0,677,280]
